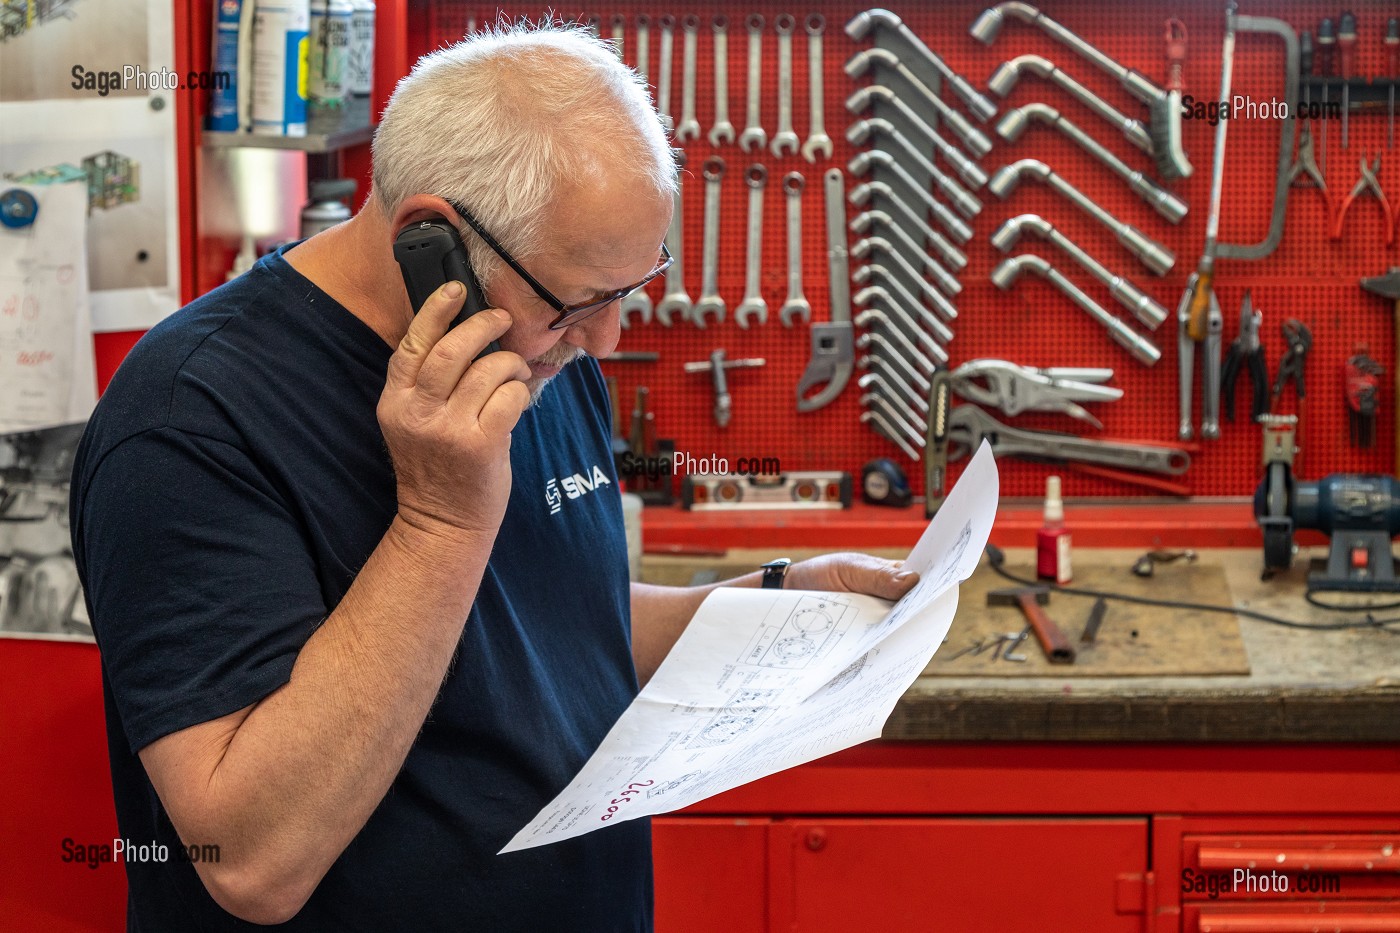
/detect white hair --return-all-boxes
[371,21,675,290]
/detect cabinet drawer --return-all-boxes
[1182,834,1400,902]
[1187,902,1400,931]
[778,818,1147,933]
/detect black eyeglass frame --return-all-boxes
[447,200,672,330]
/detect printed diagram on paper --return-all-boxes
[501,442,998,854]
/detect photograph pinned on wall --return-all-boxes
[0,422,91,643]
[0,0,178,332]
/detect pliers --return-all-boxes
[1220,291,1269,423]
[1271,319,1313,412]
[1332,155,1395,245]
[1286,126,1332,214]
[947,359,1123,430]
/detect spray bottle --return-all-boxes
[1036,475,1072,584]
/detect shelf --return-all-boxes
[203,97,374,152]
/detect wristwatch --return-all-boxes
[760,558,792,589]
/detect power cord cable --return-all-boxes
[983,544,1400,633]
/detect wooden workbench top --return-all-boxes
[640,547,1400,743]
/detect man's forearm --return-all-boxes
[150,516,493,918]
[629,571,765,685]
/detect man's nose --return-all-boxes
[564,301,623,358]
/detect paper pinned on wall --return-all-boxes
[501,442,999,854]
[0,181,97,433]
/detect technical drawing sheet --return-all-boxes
[502,442,998,854]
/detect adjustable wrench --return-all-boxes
[736,164,769,328]
[657,15,675,133]
[771,14,800,157]
[708,17,735,146]
[693,157,726,327]
[796,168,855,411]
[635,15,650,86]
[801,15,834,163]
[655,151,691,326]
[780,172,811,327]
[675,15,701,142]
[739,15,767,152]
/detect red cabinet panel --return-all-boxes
[654,817,770,933]
[774,818,1148,933]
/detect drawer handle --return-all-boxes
[1198,845,1399,874]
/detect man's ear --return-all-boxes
[389,195,460,235]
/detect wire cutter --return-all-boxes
[948,360,1123,430]
[1271,319,1313,412]
[1220,290,1269,422]
[1332,154,1395,245]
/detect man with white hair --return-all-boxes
[71,24,917,929]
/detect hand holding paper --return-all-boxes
[501,441,999,854]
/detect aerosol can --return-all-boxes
[300,178,356,237]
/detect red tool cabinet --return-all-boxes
[652,747,1400,932]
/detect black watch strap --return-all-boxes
[760,558,792,589]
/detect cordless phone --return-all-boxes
[393,219,501,354]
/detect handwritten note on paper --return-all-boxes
[0,181,97,432]
[501,442,999,854]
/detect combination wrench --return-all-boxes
[735,164,769,328]
[675,15,701,142]
[739,15,767,152]
[692,157,726,327]
[771,14,800,157]
[656,15,675,134]
[655,151,692,326]
[708,17,735,145]
[780,172,811,326]
[609,14,625,59]
[635,15,650,87]
[801,15,833,162]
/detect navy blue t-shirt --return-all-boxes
[70,246,651,931]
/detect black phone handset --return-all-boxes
[392,219,501,354]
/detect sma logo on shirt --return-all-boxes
[545,465,611,515]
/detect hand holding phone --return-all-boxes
[393,219,501,355]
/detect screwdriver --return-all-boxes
[1318,17,1335,172]
[1387,17,1398,150]
[1339,11,1356,150]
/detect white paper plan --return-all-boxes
[501,441,999,853]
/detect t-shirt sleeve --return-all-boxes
[76,426,329,752]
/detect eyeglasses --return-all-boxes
[448,200,672,330]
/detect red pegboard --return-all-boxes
[414,2,1400,500]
